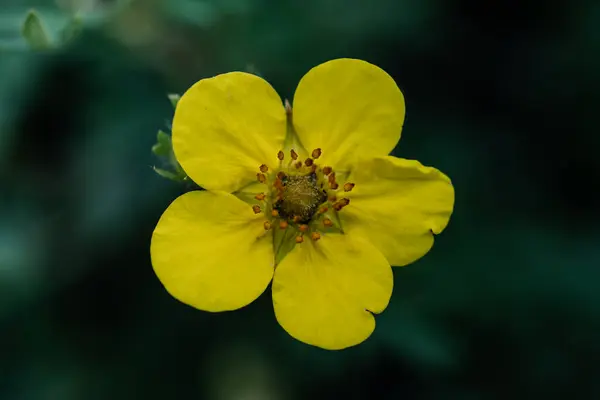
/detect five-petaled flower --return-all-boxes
[151,58,455,350]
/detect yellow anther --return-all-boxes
[295,161,303,169]
[257,173,266,183]
[344,182,355,192]
[255,192,266,201]
[329,182,339,190]
[277,150,284,160]
[305,158,314,167]
[311,148,322,159]
[277,171,287,180]
[328,193,337,202]
[299,224,309,232]
[318,206,328,214]
[271,209,279,217]
[279,220,289,229]
[293,215,301,223]
[340,198,350,206]
[252,205,261,214]
[264,221,272,230]
[328,172,336,183]
[311,232,321,241]
[295,236,304,243]
[290,149,298,160]
[333,198,350,211]
[322,166,332,175]
[259,164,269,173]
[310,164,317,173]
[323,218,333,227]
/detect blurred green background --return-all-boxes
[1,0,599,399]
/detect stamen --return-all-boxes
[294,161,302,169]
[290,149,298,160]
[264,221,272,230]
[328,172,336,183]
[311,232,321,241]
[311,148,322,159]
[277,150,284,160]
[255,193,266,201]
[259,164,269,173]
[322,166,332,175]
[323,218,333,227]
[257,173,266,183]
[310,164,317,173]
[328,193,337,202]
[318,206,328,214]
[271,209,279,217]
[295,236,304,243]
[279,220,289,229]
[293,216,301,223]
[252,205,261,214]
[305,158,314,167]
[299,224,309,232]
[333,198,350,211]
[329,182,339,190]
[343,182,355,192]
[277,171,286,180]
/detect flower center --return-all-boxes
[274,173,327,224]
[250,148,353,247]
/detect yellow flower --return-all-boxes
[151,59,455,350]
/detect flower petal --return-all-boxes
[342,156,455,267]
[173,72,287,192]
[151,191,274,311]
[272,234,393,350]
[292,59,405,170]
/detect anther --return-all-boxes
[264,221,272,230]
[322,166,332,175]
[344,182,355,192]
[279,220,289,229]
[311,148,322,159]
[290,149,298,160]
[277,171,286,180]
[310,164,317,173]
[271,209,279,217]
[293,216,301,223]
[277,150,284,160]
[323,218,333,227]
[328,193,337,202]
[311,232,321,241]
[329,182,339,190]
[305,158,314,167]
[295,161,303,169]
[295,236,304,243]
[255,193,266,201]
[257,173,266,183]
[252,205,261,214]
[299,224,309,232]
[318,206,328,214]
[259,164,268,173]
[328,172,336,183]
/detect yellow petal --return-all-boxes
[291,59,405,170]
[151,191,274,312]
[342,156,454,267]
[272,234,393,350]
[173,72,286,192]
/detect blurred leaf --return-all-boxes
[152,166,185,181]
[167,93,180,109]
[60,16,83,44]
[152,130,172,157]
[21,10,51,50]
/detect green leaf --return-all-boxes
[60,16,83,43]
[153,166,184,181]
[167,94,181,109]
[152,130,172,157]
[22,10,51,50]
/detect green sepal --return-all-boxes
[22,10,51,50]
[153,166,186,182]
[152,130,172,157]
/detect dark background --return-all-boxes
[1,0,599,399]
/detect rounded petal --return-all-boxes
[173,72,286,192]
[272,234,393,350]
[151,191,274,312]
[292,59,405,170]
[342,156,455,267]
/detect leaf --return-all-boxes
[151,130,172,157]
[167,94,180,109]
[60,16,83,43]
[153,166,184,181]
[22,10,51,50]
